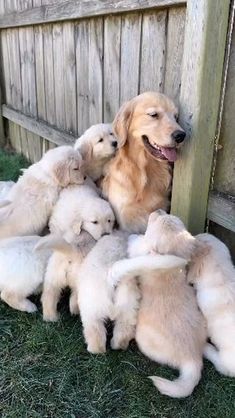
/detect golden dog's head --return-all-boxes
[113,92,186,162]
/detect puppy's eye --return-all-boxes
[73,168,79,170]
[98,138,103,143]
[92,221,98,224]
[108,219,111,223]
[148,112,160,119]
[110,132,114,136]
[174,114,179,122]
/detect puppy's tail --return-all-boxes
[109,254,187,287]
[149,361,202,398]
[34,234,75,254]
[204,343,235,377]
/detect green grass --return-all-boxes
[1,149,235,418]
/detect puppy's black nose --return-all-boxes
[171,130,186,143]
[112,141,118,148]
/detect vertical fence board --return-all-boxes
[164,7,186,103]
[103,16,121,122]
[53,23,65,130]
[139,11,167,93]
[63,22,77,136]
[88,18,103,126]
[75,19,89,136]
[120,13,142,103]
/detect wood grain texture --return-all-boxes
[103,16,121,122]
[120,13,142,103]
[2,105,75,146]
[214,24,235,196]
[164,7,186,103]
[171,0,231,235]
[208,192,235,233]
[63,22,77,135]
[0,0,186,29]
[139,11,167,93]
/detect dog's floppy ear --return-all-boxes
[113,99,134,147]
[53,160,70,187]
[75,136,93,163]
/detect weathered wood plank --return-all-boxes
[171,0,231,235]
[120,13,142,103]
[164,7,186,104]
[0,0,186,29]
[208,192,235,233]
[1,29,12,146]
[52,23,65,130]
[63,22,77,135]
[139,11,167,93]
[88,18,103,126]
[103,16,121,122]
[75,19,89,135]
[2,105,75,146]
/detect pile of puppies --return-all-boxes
[0,92,235,399]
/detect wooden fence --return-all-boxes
[0,0,234,255]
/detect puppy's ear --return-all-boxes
[72,221,82,236]
[76,137,93,162]
[113,100,134,147]
[53,160,70,187]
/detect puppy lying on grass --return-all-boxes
[109,210,206,398]
[0,146,85,239]
[0,236,51,312]
[37,179,115,321]
[74,123,118,181]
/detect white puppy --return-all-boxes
[109,211,206,398]
[74,123,118,180]
[78,231,140,354]
[0,146,85,239]
[0,236,51,312]
[37,232,96,322]
[188,233,235,377]
[49,178,115,242]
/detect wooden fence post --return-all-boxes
[171,0,231,234]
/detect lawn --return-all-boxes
[1,149,235,418]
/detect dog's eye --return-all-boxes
[174,114,179,122]
[92,221,98,224]
[73,168,79,170]
[108,219,111,223]
[98,138,103,143]
[110,132,114,136]
[149,112,159,119]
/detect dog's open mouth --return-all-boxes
[142,135,177,162]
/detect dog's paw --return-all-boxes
[110,335,130,351]
[107,264,122,287]
[43,312,59,322]
[25,301,38,313]
[87,343,106,354]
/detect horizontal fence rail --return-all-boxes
[208,191,235,233]
[0,0,186,29]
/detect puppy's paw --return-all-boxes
[87,343,106,354]
[25,301,38,313]
[110,335,130,351]
[43,312,59,322]
[107,264,122,287]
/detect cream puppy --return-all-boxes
[78,231,140,354]
[0,146,85,239]
[74,123,118,180]
[188,233,235,377]
[0,236,51,312]
[109,211,206,398]
[37,232,96,322]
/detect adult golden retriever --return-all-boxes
[102,91,186,233]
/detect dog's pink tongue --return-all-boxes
[160,147,177,162]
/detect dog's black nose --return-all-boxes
[171,130,186,143]
[112,141,118,148]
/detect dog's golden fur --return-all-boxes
[102,92,185,233]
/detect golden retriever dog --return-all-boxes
[109,211,206,398]
[77,231,140,354]
[188,233,235,377]
[74,123,119,181]
[102,92,186,233]
[36,232,96,322]
[0,236,51,312]
[0,146,85,239]
[49,178,115,242]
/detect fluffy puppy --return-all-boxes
[49,178,115,242]
[0,146,85,239]
[78,231,140,354]
[188,233,235,377]
[37,232,96,322]
[0,236,51,312]
[74,123,118,181]
[102,92,186,233]
[109,211,206,398]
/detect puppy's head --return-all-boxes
[113,92,186,162]
[145,210,195,259]
[77,198,115,241]
[43,146,85,187]
[75,123,119,162]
